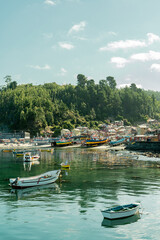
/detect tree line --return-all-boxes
[0,74,160,136]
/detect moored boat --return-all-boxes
[110,138,126,147]
[82,138,109,147]
[23,152,40,162]
[54,139,73,147]
[61,161,70,169]
[9,170,61,189]
[101,203,140,220]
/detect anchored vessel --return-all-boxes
[101,203,140,220]
[9,170,61,189]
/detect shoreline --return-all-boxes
[0,143,51,150]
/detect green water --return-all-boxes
[0,148,160,240]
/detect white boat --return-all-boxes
[9,170,61,189]
[23,152,40,162]
[101,203,140,220]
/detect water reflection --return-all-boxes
[101,213,141,228]
[23,161,40,171]
[10,183,61,200]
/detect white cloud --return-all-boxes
[43,33,53,39]
[60,68,67,75]
[130,51,160,62]
[44,0,56,5]
[28,64,51,70]
[110,57,129,68]
[147,33,160,45]
[108,31,117,36]
[100,39,146,51]
[118,83,142,89]
[150,64,160,72]
[68,21,86,34]
[59,42,74,50]
[100,33,160,51]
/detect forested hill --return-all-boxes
[0,74,160,136]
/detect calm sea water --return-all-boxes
[0,147,160,240]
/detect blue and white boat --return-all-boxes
[101,203,140,220]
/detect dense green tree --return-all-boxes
[0,74,160,136]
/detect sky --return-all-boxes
[1,0,160,91]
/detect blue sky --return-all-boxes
[1,0,160,90]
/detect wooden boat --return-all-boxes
[101,203,140,220]
[51,137,73,147]
[9,170,61,189]
[109,138,126,146]
[61,161,70,169]
[2,149,13,152]
[82,138,109,147]
[55,139,73,147]
[23,152,40,162]
[13,150,26,157]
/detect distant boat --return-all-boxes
[54,139,73,147]
[109,138,126,146]
[82,138,109,147]
[23,152,40,162]
[2,149,13,152]
[61,161,70,169]
[9,170,61,189]
[101,203,140,220]
[13,150,26,156]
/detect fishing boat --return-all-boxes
[23,152,40,162]
[9,170,61,189]
[2,149,13,152]
[101,203,140,220]
[13,150,26,157]
[55,139,73,147]
[109,138,126,147]
[82,138,109,147]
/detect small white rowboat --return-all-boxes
[9,170,61,189]
[101,203,140,220]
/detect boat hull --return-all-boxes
[82,138,109,147]
[126,141,160,152]
[9,170,61,189]
[101,204,140,220]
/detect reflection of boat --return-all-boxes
[23,152,40,162]
[11,183,60,199]
[101,213,140,227]
[23,161,40,171]
[82,138,109,147]
[9,170,61,189]
[40,148,54,153]
[101,203,140,220]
